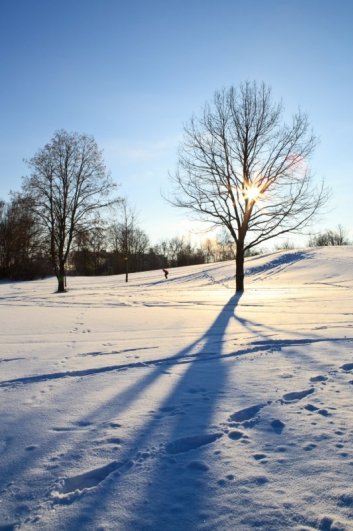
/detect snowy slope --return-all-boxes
[1,246,353,530]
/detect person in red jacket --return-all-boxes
[162,268,169,279]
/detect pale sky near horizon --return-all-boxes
[1,0,353,247]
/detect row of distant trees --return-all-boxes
[308,225,351,247]
[1,189,350,282]
[0,192,238,280]
[275,225,351,251]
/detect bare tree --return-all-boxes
[108,199,142,282]
[275,239,295,251]
[130,228,150,270]
[168,237,185,266]
[157,240,169,267]
[216,229,236,261]
[202,238,217,263]
[170,82,328,291]
[22,130,118,292]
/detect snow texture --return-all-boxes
[1,246,353,530]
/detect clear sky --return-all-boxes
[1,0,353,246]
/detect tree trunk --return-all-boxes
[125,257,129,283]
[57,263,66,293]
[235,242,245,292]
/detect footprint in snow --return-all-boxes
[338,493,353,507]
[217,474,235,487]
[253,453,267,461]
[270,419,285,434]
[108,422,122,428]
[340,363,353,372]
[310,375,328,383]
[304,404,319,412]
[282,388,314,402]
[105,437,122,444]
[165,433,223,454]
[51,421,93,432]
[74,420,93,428]
[51,426,78,432]
[317,409,330,417]
[136,450,151,461]
[243,475,269,486]
[228,430,245,441]
[303,443,317,451]
[228,404,266,424]
[52,460,133,499]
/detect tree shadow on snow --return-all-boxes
[64,293,242,530]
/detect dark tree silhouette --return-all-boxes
[0,195,47,279]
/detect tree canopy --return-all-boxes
[22,130,119,292]
[171,81,328,291]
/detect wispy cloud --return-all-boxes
[101,136,181,163]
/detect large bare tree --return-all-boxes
[22,130,118,292]
[171,82,328,291]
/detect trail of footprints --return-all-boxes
[5,360,352,530]
[69,312,91,335]
[46,359,353,504]
[12,360,353,527]
[5,355,336,531]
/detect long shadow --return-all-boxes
[246,250,312,278]
[2,300,348,523]
[0,296,238,525]
[62,293,242,530]
[5,287,350,529]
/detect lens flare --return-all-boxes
[243,184,262,202]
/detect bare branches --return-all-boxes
[169,81,328,290]
[22,130,119,291]
[171,82,326,245]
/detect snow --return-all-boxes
[1,246,353,530]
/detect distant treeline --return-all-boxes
[0,195,238,280]
[1,196,350,281]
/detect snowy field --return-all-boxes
[1,246,353,531]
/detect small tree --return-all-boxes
[202,238,217,263]
[275,239,295,251]
[22,130,118,292]
[107,200,149,281]
[170,82,328,291]
[168,237,185,266]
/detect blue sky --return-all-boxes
[1,0,353,246]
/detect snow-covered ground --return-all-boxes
[1,246,353,530]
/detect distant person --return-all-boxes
[163,268,169,279]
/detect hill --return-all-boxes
[1,246,353,530]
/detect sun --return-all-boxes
[243,183,262,202]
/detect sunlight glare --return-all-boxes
[243,183,262,202]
